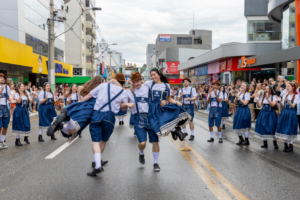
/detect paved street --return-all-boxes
[1,112,300,200]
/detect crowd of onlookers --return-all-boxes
[7,82,74,116]
[171,75,300,123]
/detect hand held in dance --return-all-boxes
[160,100,167,107]
[127,103,135,109]
[176,101,182,106]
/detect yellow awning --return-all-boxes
[0,35,73,78]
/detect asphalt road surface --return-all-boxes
[1,112,300,200]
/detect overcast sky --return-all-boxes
[96,0,247,67]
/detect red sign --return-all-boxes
[164,62,180,74]
[102,62,105,74]
[169,79,183,84]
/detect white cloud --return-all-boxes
[96,0,246,67]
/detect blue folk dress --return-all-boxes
[147,82,191,137]
[275,94,299,140]
[39,91,57,129]
[12,94,30,136]
[0,85,10,128]
[115,107,127,119]
[233,93,251,134]
[254,96,278,140]
[221,92,229,120]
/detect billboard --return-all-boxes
[163,62,179,74]
[159,34,171,42]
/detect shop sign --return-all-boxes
[219,60,227,72]
[159,34,171,42]
[102,62,105,74]
[55,63,69,75]
[163,62,179,74]
[241,56,256,68]
[169,79,183,84]
[195,65,208,76]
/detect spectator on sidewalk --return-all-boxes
[249,84,256,123]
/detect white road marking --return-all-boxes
[45,136,79,159]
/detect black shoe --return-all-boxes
[283,143,289,152]
[134,132,136,137]
[47,109,68,136]
[219,138,223,143]
[24,136,30,144]
[122,121,124,125]
[153,163,160,172]
[139,154,145,164]
[261,140,268,148]
[51,134,57,140]
[38,135,44,142]
[189,135,194,141]
[236,136,245,145]
[222,124,225,129]
[87,167,104,176]
[171,130,178,140]
[184,133,188,138]
[175,127,185,141]
[273,140,279,149]
[78,133,82,138]
[207,138,214,142]
[241,138,250,145]
[119,121,121,125]
[15,138,23,146]
[286,144,293,152]
[101,160,108,166]
[92,162,95,168]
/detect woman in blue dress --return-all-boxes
[219,86,229,129]
[13,83,33,146]
[254,85,279,149]
[233,82,252,145]
[143,68,191,140]
[66,84,79,106]
[275,82,299,152]
[38,82,58,142]
[116,107,127,126]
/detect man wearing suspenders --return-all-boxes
[126,72,161,171]
[207,81,223,143]
[81,73,135,176]
[0,73,12,150]
[178,77,198,141]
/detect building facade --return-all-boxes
[0,0,72,86]
[146,44,156,80]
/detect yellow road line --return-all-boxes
[197,112,300,148]
[180,140,249,200]
[9,118,39,128]
[168,135,233,200]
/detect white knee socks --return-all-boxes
[244,132,249,138]
[39,129,43,135]
[153,152,159,164]
[210,131,214,138]
[68,119,76,130]
[290,140,293,144]
[218,132,222,138]
[222,121,225,125]
[140,150,144,155]
[171,128,176,132]
[94,153,101,169]
[191,130,194,136]
[183,128,187,133]
[16,135,20,139]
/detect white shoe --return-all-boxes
[0,141,8,149]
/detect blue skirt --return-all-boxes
[39,103,57,129]
[115,108,127,119]
[221,101,229,120]
[233,106,251,134]
[275,108,298,140]
[148,102,191,137]
[62,98,96,136]
[254,109,277,140]
[13,105,30,136]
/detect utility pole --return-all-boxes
[91,34,94,76]
[48,0,55,91]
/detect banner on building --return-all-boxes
[163,62,179,74]
[102,62,105,74]
[159,34,171,42]
[169,79,183,84]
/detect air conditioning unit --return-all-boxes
[57,10,66,22]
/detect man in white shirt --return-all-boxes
[207,81,223,143]
[0,73,12,149]
[127,72,161,171]
[81,73,134,176]
[178,77,198,141]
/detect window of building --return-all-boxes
[247,20,281,42]
[287,68,294,75]
[282,1,296,49]
[82,23,84,31]
[82,39,85,47]
[194,38,202,44]
[73,68,82,75]
[177,37,192,44]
